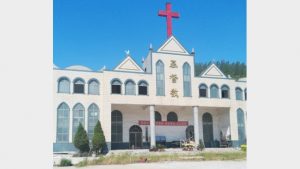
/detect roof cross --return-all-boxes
[158,2,180,38]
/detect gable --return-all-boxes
[201,63,227,78]
[114,56,144,72]
[157,36,189,54]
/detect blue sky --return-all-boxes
[54,0,246,70]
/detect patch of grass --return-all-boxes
[199,152,246,161]
[76,151,246,167]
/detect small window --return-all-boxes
[111,79,122,94]
[167,112,178,122]
[88,79,99,95]
[138,81,148,95]
[236,87,243,100]
[244,89,247,100]
[125,80,136,95]
[210,84,219,98]
[74,78,85,94]
[58,77,70,93]
[199,84,207,97]
[155,111,161,121]
[221,85,229,98]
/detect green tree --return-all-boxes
[73,123,90,154]
[92,120,107,155]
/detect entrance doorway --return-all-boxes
[129,125,142,149]
[185,125,194,141]
[203,112,214,147]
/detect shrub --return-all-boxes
[92,120,107,155]
[197,139,205,151]
[241,144,247,152]
[59,158,72,166]
[73,123,90,154]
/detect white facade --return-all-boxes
[53,36,247,152]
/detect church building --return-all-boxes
[53,3,247,152]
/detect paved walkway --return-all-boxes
[54,161,246,169]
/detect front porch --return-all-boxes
[111,104,232,150]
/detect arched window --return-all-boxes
[125,80,136,95]
[202,112,214,147]
[167,112,178,122]
[183,63,191,97]
[237,108,246,145]
[221,85,230,98]
[138,81,148,95]
[73,78,85,94]
[210,84,219,98]
[155,111,162,121]
[199,84,208,97]
[56,103,70,143]
[72,103,85,137]
[156,60,165,96]
[88,79,99,95]
[111,79,122,94]
[58,77,70,93]
[111,110,123,143]
[235,87,243,100]
[244,88,247,100]
[87,104,99,140]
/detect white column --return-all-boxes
[193,106,200,145]
[149,105,156,147]
[69,110,73,142]
[229,107,238,146]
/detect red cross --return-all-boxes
[158,2,180,38]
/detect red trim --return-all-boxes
[138,120,188,126]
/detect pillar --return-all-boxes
[229,107,239,147]
[69,109,73,143]
[193,106,200,145]
[149,105,156,147]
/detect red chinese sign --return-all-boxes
[138,120,188,126]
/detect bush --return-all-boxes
[59,158,72,166]
[241,144,247,152]
[92,120,107,155]
[197,139,205,151]
[73,123,90,154]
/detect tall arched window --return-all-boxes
[138,81,148,95]
[202,112,214,147]
[111,110,123,143]
[199,84,208,97]
[221,85,230,98]
[111,79,122,94]
[58,77,70,93]
[56,103,70,142]
[125,80,136,95]
[235,87,243,100]
[210,84,219,98]
[72,103,85,137]
[73,78,85,94]
[237,108,246,145]
[88,104,99,140]
[156,60,165,96]
[88,79,99,95]
[183,63,191,97]
[167,112,178,122]
[244,88,247,100]
[155,111,162,121]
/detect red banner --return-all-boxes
[138,120,188,126]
